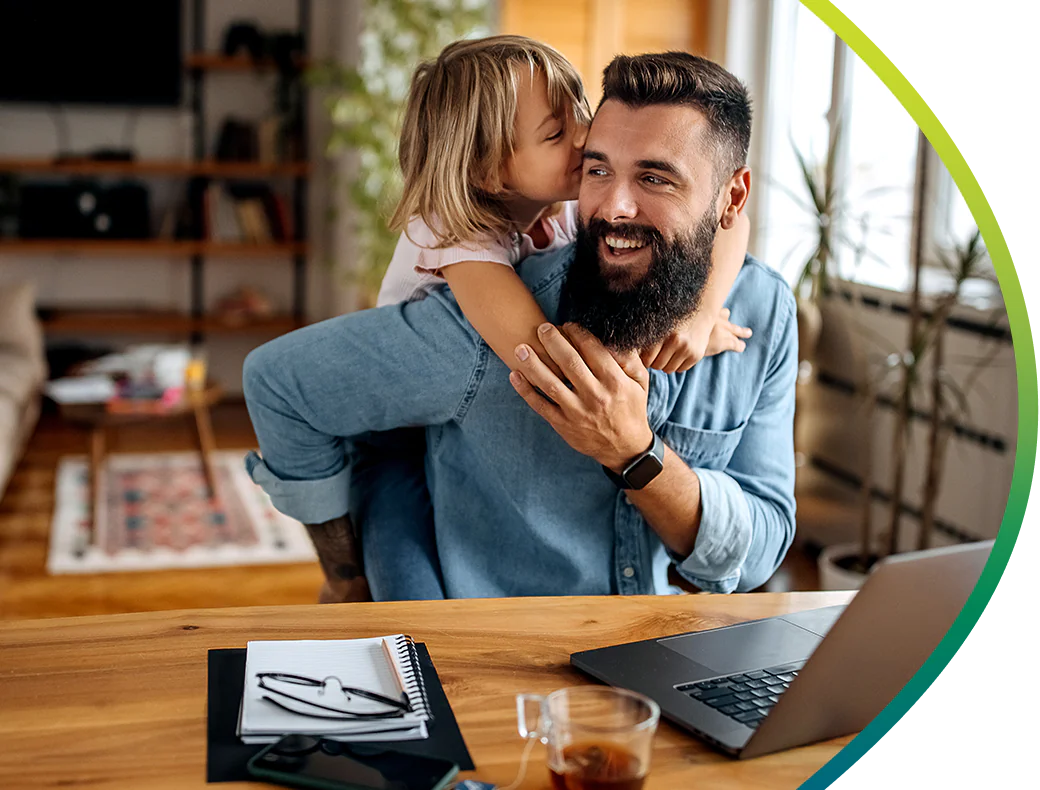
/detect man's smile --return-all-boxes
[605,235,647,250]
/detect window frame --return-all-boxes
[743,0,990,299]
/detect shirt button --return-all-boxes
[623,567,635,578]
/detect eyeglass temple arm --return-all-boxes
[256,673,412,712]
[343,686,412,711]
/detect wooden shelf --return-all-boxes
[0,240,307,257]
[0,158,310,178]
[185,53,310,72]
[40,309,302,335]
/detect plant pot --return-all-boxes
[817,543,877,591]
[796,297,823,368]
[793,298,823,462]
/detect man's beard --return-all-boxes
[563,208,718,351]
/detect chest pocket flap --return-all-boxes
[657,419,747,470]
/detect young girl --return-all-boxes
[345,36,751,602]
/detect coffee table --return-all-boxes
[58,384,223,547]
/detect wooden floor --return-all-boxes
[0,402,325,620]
[0,402,838,620]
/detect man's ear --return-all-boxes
[718,167,751,230]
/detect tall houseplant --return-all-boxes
[912,228,993,551]
[818,224,997,588]
[784,128,844,374]
[309,0,489,306]
[777,124,887,461]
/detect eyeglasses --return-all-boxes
[256,672,413,720]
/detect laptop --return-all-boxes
[571,541,991,759]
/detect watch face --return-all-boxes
[624,454,664,490]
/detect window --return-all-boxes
[752,0,983,298]
[838,50,918,290]
[756,0,835,287]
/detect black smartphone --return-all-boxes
[246,735,459,790]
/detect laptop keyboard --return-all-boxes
[676,661,805,729]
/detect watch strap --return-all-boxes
[602,431,664,490]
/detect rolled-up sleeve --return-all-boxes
[672,292,799,593]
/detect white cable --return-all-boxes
[497,735,539,790]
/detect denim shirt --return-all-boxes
[244,246,798,597]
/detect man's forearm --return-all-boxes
[624,445,703,558]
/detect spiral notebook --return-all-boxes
[238,635,432,744]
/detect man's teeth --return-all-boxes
[605,236,646,250]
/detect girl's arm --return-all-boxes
[442,262,563,377]
[641,211,752,373]
[443,209,750,379]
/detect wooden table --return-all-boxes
[58,385,223,546]
[0,593,854,789]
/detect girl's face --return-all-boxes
[499,67,587,205]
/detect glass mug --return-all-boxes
[516,687,660,790]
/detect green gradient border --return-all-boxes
[794,1,1040,790]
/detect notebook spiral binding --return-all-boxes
[396,634,434,723]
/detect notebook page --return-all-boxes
[242,636,428,737]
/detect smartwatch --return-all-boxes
[602,431,665,490]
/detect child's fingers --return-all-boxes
[641,341,664,368]
[672,355,699,374]
[658,338,703,374]
[705,326,748,357]
[718,333,747,353]
[651,347,680,373]
[727,321,753,339]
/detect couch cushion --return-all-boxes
[0,281,47,402]
[0,281,46,499]
[0,393,36,498]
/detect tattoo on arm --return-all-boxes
[305,516,372,602]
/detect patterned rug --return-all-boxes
[48,451,316,574]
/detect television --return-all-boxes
[0,1,182,107]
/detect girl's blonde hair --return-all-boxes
[389,35,591,248]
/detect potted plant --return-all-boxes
[916,229,994,550]
[775,125,875,461]
[788,128,842,374]
[817,223,997,589]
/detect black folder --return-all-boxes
[206,644,474,782]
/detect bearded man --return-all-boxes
[243,52,797,599]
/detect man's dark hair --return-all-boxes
[599,52,752,182]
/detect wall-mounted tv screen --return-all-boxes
[0,1,182,107]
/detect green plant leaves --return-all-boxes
[309,1,490,303]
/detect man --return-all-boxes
[243,52,797,599]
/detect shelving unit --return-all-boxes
[0,0,311,340]
[185,52,311,72]
[39,309,301,335]
[0,158,310,178]
[0,240,307,257]
[187,0,311,342]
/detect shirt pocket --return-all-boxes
[658,420,747,470]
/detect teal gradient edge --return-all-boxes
[790,1,1035,790]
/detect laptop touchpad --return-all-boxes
[659,619,822,675]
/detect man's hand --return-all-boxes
[509,322,654,472]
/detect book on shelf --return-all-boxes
[257,117,282,165]
[201,183,289,244]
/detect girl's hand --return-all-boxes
[641,308,752,374]
[705,307,752,358]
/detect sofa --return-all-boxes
[0,281,47,501]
